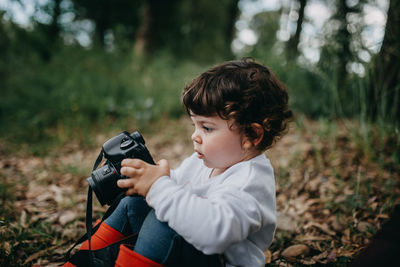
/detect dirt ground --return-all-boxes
[1,117,399,266]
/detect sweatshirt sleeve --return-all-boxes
[145,165,275,255]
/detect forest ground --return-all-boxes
[0,117,399,266]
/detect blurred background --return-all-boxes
[0,0,398,149]
[1,0,400,266]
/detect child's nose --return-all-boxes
[191,131,202,144]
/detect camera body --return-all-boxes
[87,131,154,206]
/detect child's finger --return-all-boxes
[157,159,169,169]
[120,166,143,177]
[121,158,144,168]
[117,177,135,188]
[125,187,137,196]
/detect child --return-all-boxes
[66,58,292,267]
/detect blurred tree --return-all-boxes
[135,0,239,61]
[34,0,63,60]
[71,0,143,47]
[248,10,281,59]
[0,11,10,88]
[175,0,240,60]
[0,4,51,64]
[70,0,238,60]
[317,0,365,115]
[48,0,62,42]
[225,0,240,54]
[286,0,307,61]
[368,0,400,122]
[334,0,354,102]
[134,0,182,55]
[0,0,66,61]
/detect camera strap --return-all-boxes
[65,149,126,266]
[85,148,104,265]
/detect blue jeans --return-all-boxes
[105,196,221,266]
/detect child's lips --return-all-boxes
[195,151,205,159]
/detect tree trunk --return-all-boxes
[336,0,352,103]
[225,0,239,58]
[134,0,154,55]
[286,0,307,61]
[369,0,400,120]
[96,24,106,46]
[48,0,62,42]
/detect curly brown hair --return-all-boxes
[182,58,293,151]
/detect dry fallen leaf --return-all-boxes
[299,234,330,241]
[2,241,11,255]
[276,212,297,232]
[303,221,336,236]
[24,250,48,264]
[341,228,351,244]
[376,213,389,219]
[330,215,345,232]
[312,250,328,261]
[327,251,337,262]
[357,221,373,232]
[281,244,310,262]
[20,210,28,228]
[59,211,77,226]
[264,249,272,264]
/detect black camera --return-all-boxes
[87,131,154,206]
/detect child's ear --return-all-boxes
[251,123,264,147]
[242,123,264,149]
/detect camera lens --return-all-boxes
[87,164,124,206]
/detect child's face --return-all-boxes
[190,113,255,173]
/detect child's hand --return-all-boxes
[118,158,170,196]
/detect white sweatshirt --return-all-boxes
[146,153,276,267]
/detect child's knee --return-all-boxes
[121,195,143,206]
[119,196,149,213]
[141,210,177,241]
[134,210,179,263]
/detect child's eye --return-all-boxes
[203,126,212,132]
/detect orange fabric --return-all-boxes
[62,221,126,267]
[80,222,125,250]
[60,262,76,267]
[115,244,165,267]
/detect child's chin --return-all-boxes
[202,160,213,168]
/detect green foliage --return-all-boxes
[0,37,206,147]
[242,3,399,135]
[1,1,399,155]
[0,0,239,149]
[245,10,339,118]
